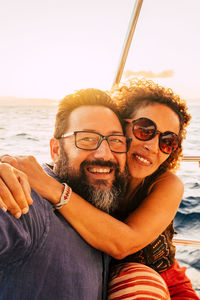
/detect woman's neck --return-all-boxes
[127,177,144,197]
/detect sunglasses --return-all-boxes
[125,117,180,154]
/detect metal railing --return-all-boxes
[183,156,200,167]
[173,238,200,247]
[178,156,200,246]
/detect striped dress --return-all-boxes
[108,263,170,300]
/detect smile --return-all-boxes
[87,167,112,174]
[135,154,151,165]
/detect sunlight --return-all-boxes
[0,0,200,100]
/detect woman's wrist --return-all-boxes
[35,174,64,204]
[54,183,72,209]
[48,179,64,204]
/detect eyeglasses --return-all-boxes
[125,117,180,154]
[60,131,132,153]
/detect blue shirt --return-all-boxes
[0,167,109,300]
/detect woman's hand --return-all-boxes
[0,154,46,184]
[0,163,33,218]
[0,155,63,205]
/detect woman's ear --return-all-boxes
[50,138,60,163]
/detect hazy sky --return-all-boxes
[0,0,200,100]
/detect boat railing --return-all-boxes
[178,156,200,246]
[173,238,200,247]
[182,156,200,167]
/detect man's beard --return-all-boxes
[53,146,128,214]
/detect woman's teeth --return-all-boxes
[135,155,151,165]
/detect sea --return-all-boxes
[0,98,200,295]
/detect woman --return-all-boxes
[0,79,198,299]
[107,79,198,299]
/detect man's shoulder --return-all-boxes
[30,162,59,212]
[42,162,60,181]
[0,191,52,266]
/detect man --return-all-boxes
[0,88,128,300]
[0,88,171,300]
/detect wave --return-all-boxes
[174,211,200,241]
[178,196,200,214]
[175,211,200,223]
[191,183,200,189]
[14,133,39,141]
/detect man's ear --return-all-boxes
[50,138,60,163]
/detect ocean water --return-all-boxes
[0,99,200,294]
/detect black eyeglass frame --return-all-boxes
[60,130,132,153]
[124,117,180,154]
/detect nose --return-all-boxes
[143,135,159,153]
[93,139,115,160]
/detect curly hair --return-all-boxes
[110,78,191,171]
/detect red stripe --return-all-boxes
[114,267,159,278]
[116,266,159,276]
[109,279,168,294]
[109,276,167,292]
[109,290,168,300]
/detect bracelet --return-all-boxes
[54,183,72,210]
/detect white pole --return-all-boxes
[112,0,143,87]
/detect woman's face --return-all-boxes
[125,103,180,181]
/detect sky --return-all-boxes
[0,0,200,100]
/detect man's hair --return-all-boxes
[110,78,191,171]
[54,88,121,139]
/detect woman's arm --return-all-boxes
[0,155,183,259]
[57,171,183,259]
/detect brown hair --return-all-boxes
[54,88,122,139]
[110,78,191,171]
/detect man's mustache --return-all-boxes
[81,159,119,170]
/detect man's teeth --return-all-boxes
[136,155,150,164]
[88,168,111,173]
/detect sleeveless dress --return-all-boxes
[108,169,199,299]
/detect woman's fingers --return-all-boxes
[0,163,33,218]
[0,177,22,218]
[0,154,44,206]
[0,154,19,168]
[0,196,8,212]
[18,172,33,205]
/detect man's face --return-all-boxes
[50,105,127,212]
